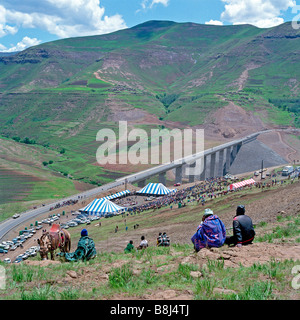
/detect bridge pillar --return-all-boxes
[158,172,166,185]
[218,149,224,177]
[175,166,182,184]
[188,162,195,183]
[230,142,242,167]
[225,146,231,174]
[200,155,207,181]
[209,152,216,178]
[138,179,146,188]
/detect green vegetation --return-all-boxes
[256,215,300,243]
[1,243,298,300]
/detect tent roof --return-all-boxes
[229,178,256,190]
[103,190,130,200]
[137,183,176,195]
[79,198,125,215]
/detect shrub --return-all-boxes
[109,264,133,289]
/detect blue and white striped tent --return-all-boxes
[103,190,130,201]
[137,183,176,196]
[79,198,126,216]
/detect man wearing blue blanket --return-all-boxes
[191,208,226,252]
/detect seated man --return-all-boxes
[157,232,170,247]
[124,240,135,253]
[58,229,96,262]
[191,208,226,252]
[225,205,255,247]
[137,235,148,250]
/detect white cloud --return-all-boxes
[0,36,41,52]
[220,0,296,28]
[0,1,127,39]
[139,0,169,11]
[205,20,224,26]
[150,0,170,8]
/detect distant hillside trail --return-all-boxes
[277,131,299,162]
[236,64,261,92]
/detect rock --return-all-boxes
[98,274,109,281]
[190,271,202,278]
[66,270,78,279]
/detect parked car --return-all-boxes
[21,253,29,260]
[13,257,23,263]
[0,248,8,254]
[3,258,11,264]
[67,221,78,227]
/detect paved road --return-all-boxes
[0,180,123,240]
[0,128,294,240]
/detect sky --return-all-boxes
[0,0,298,52]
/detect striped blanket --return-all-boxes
[191,215,226,252]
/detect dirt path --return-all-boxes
[234,64,261,91]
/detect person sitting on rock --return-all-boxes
[225,205,255,247]
[191,208,226,252]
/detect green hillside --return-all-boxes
[0,20,299,203]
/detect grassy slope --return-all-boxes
[1,179,299,300]
[0,138,94,218]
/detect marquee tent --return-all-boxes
[79,198,126,216]
[137,183,176,195]
[228,178,256,191]
[103,190,130,200]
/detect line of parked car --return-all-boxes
[4,246,40,264]
[0,229,40,263]
[60,212,100,229]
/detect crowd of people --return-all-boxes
[121,177,238,215]
[49,199,79,211]
[119,171,297,217]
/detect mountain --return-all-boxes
[0,20,299,186]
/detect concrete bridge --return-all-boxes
[117,129,272,187]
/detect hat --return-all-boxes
[203,208,213,217]
[81,229,88,237]
[236,205,245,216]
